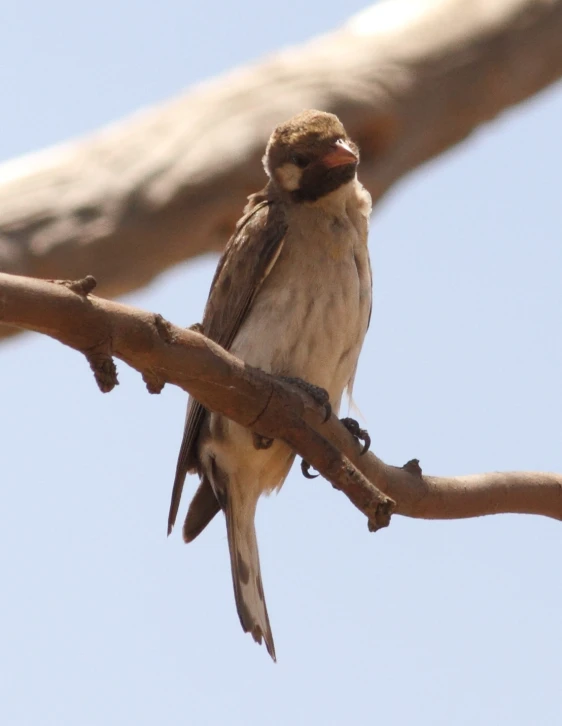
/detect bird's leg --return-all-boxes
[254,376,330,453]
[340,417,371,455]
[278,376,331,479]
[300,419,371,480]
[278,376,332,422]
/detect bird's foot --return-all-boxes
[253,432,274,450]
[340,417,371,455]
[279,376,331,422]
[301,459,318,479]
[279,377,330,479]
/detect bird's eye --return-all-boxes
[291,154,309,169]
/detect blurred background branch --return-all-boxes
[1,0,561,340]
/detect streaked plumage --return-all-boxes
[168,110,372,660]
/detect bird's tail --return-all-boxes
[225,495,276,661]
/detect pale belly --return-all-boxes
[202,190,372,497]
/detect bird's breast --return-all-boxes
[230,197,371,408]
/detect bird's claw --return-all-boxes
[280,375,332,477]
[301,459,318,479]
[340,417,371,455]
[253,432,274,450]
[279,376,331,422]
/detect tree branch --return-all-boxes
[2,271,561,526]
[1,0,561,341]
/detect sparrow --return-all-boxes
[168,109,372,661]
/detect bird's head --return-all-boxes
[263,110,359,203]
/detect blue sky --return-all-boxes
[2,1,562,724]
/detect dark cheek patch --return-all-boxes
[292,164,357,203]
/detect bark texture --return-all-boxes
[2,271,561,526]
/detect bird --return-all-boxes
[167,109,373,661]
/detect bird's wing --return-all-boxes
[167,196,288,534]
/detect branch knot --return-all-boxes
[53,275,97,296]
[86,349,118,393]
[154,314,175,343]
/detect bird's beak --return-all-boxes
[322,139,358,168]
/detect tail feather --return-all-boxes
[183,477,221,543]
[225,498,276,661]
